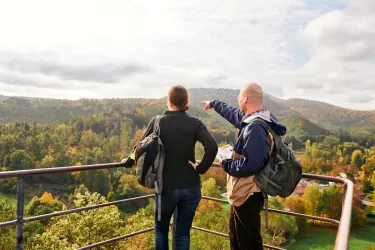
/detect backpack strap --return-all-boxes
[152,115,163,222]
[242,118,275,156]
[263,191,269,231]
[153,115,162,136]
[242,118,272,231]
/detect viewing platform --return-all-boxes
[0,161,354,250]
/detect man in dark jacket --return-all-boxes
[202,83,286,250]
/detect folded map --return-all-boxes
[216,144,233,161]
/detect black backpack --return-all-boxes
[122,116,165,221]
[243,118,302,197]
[134,116,165,192]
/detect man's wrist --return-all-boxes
[209,100,216,108]
[222,159,230,172]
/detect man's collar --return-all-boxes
[244,109,264,118]
[242,110,271,124]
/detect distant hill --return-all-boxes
[0,88,374,132]
[281,98,375,130]
[281,116,331,136]
[0,95,9,101]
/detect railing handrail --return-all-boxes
[0,161,353,250]
[0,162,126,178]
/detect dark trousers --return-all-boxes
[229,192,264,250]
[154,186,201,250]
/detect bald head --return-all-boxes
[237,83,263,114]
[241,83,263,102]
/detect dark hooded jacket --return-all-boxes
[210,100,286,178]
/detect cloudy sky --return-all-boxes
[0,0,374,110]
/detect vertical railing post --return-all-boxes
[172,209,178,250]
[342,183,346,208]
[16,176,25,250]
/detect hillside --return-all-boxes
[281,116,331,136]
[282,98,375,130]
[0,88,374,133]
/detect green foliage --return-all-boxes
[288,226,375,250]
[351,150,363,168]
[119,200,155,250]
[282,116,330,150]
[305,139,311,149]
[192,184,229,249]
[365,155,375,173]
[262,212,298,247]
[371,171,375,189]
[0,177,17,193]
[1,91,375,249]
[191,209,230,250]
[317,185,342,220]
[284,196,308,230]
[26,190,124,249]
[116,174,152,213]
[201,178,221,198]
[302,184,322,216]
[9,149,35,171]
[107,191,115,202]
[320,136,340,150]
[81,169,112,196]
[0,200,16,249]
[25,192,64,218]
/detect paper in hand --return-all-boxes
[216,144,233,161]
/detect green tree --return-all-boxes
[25,192,64,220]
[305,139,311,150]
[262,212,298,247]
[284,196,308,230]
[201,178,221,198]
[320,136,340,150]
[81,169,111,196]
[116,174,151,212]
[317,185,342,220]
[351,150,363,168]
[365,155,375,173]
[9,150,35,171]
[0,200,16,249]
[119,200,155,250]
[302,184,321,216]
[191,209,230,250]
[371,171,375,189]
[120,123,133,158]
[27,191,124,249]
[107,191,115,202]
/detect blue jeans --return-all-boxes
[155,186,201,250]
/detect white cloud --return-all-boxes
[278,0,375,110]
[0,0,373,110]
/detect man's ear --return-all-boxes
[243,95,249,104]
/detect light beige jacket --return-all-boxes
[227,132,274,207]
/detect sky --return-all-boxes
[0,0,374,110]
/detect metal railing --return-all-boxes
[0,162,353,250]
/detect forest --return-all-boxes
[0,92,375,249]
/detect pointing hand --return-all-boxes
[201,101,212,110]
